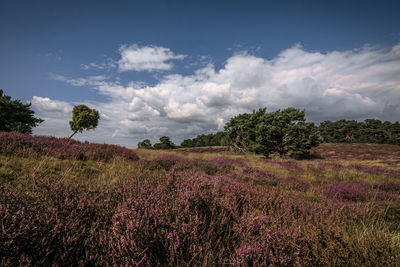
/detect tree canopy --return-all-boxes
[225,107,321,158]
[180,131,230,147]
[137,139,153,149]
[153,136,176,149]
[318,119,400,145]
[0,89,43,134]
[69,105,100,139]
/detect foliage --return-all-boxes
[225,107,321,158]
[137,139,153,149]
[0,131,139,161]
[181,131,230,147]
[153,136,176,149]
[0,89,43,134]
[69,105,100,139]
[319,119,400,145]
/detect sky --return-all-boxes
[1,0,400,147]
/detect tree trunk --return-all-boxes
[69,129,79,139]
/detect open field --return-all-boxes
[1,132,400,266]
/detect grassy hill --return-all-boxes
[1,132,400,265]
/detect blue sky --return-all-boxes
[1,0,400,147]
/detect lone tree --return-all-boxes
[137,139,153,149]
[225,107,321,158]
[69,105,100,139]
[0,89,43,134]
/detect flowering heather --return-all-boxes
[319,182,372,201]
[152,154,185,170]
[349,163,400,177]
[1,138,400,265]
[267,160,304,173]
[317,162,343,170]
[184,158,228,175]
[379,159,400,165]
[0,131,138,161]
[209,156,246,168]
[373,182,400,192]
[175,146,229,153]
[281,176,311,191]
[240,166,278,186]
[149,154,233,175]
[311,143,400,160]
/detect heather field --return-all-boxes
[1,133,400,266]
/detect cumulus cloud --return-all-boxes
[34,43,400,147]
[118,44,185,72]
[31,96,72,113]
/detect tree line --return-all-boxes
[1,89,399,159]
[138,108,400,158]
[319,119,400,145]
[177,118,400,148]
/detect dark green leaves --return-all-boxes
[318,119,400,145]
[0,89,43,134]
[153,136,176,149]
[137,139,153,149]
[225,107,321,158]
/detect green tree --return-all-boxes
[386,121,400,145]
[153,136,176,149]
[181,138,195,147]
[360,119,390,144]
[137,139,153,149]
[0,89,43,134]
[225,107,321,158]
[69,105,100,139]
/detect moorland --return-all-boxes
[1,132,400,266]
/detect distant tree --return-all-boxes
[153,136,176,149]
[0,89,43,134]
[181,138,195,147]
[386,121,400,145]
[137,139,153,149]
[360,119,390,144]
[69,105,100,139]
[225,107,321,158]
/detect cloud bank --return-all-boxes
[32,43,400,147]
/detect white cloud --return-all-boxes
[31,96,72,113]
[118,44,185,72]
[49,73,108,86]
[80,58,116,71]
[35,43,400,147]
